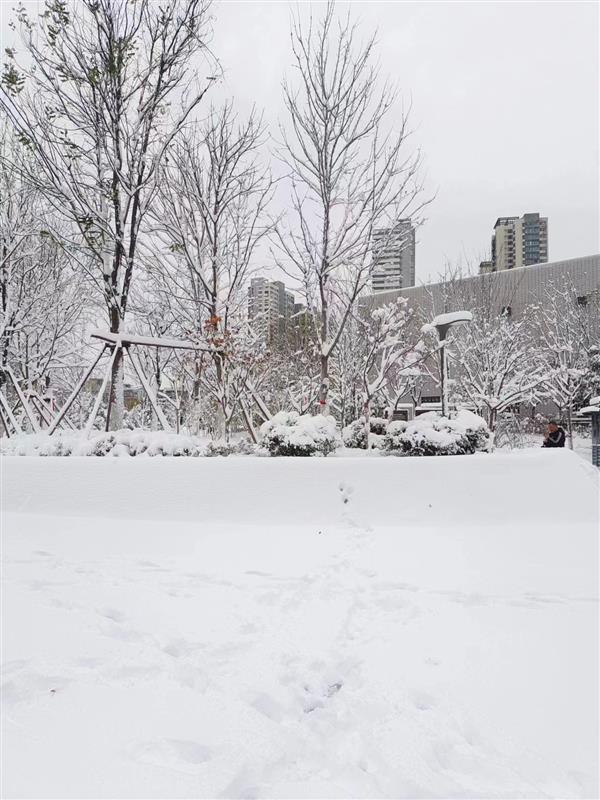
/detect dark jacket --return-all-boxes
[542,427,566,448]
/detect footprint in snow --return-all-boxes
[131,738,211,772]
[338,481,354,505]
[303,679,344,713]
[249,691,285,722]
[410,689,437,711]
[97,607,126,623]
[96,609,144,643]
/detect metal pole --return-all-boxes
[592,413,600,468]
[46,346,107,435]
[84,346,119,437]
[128,349,172,432]
[0,389,21,435]
[4,366,41,433]
[29,394,55,428]
[0,404,11,437]
[243,378,272,422]
[439,339,448,417]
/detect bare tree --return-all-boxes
[257,337,321,419]
[448,308,546,432]
[1,0,215,428]
[331,317,364,426]
[149,102,274,436]
[275,2,429,411]
[353,298,424,446]
[535,282,594,448]
[1,119,84,422]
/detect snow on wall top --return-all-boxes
[3,450,596,528]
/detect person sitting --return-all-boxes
[542,421,566,448]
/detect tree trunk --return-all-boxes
[106,306,124,430]
[151,354,161,431]
[566,402,574,450]
[363,398,370,450]
[318,354,329,413]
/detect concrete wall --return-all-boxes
[365,255,600,413]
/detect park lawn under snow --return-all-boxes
[2,450,599,799]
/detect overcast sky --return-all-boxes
[210,0,599,282]
[2,1,598,284]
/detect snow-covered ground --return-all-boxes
[2,451,598,799]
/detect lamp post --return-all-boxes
[430,311,473,418]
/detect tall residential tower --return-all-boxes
[371,221,416,293]
[247,278,295,346]
[489,213,548,271]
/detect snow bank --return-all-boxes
[3,448,596,528]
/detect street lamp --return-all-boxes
[430,311,473,418]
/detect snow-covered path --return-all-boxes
[2,452,598,798]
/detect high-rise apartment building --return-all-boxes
[371,221,416,293]
[247,278,296,346]
[489,213,548,272]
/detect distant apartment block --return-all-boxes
[247,278,296,346]
[371,221,416,292]
[488,213,548,272]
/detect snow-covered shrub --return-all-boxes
[260,411,340,457]
[342,416,387,449]
[13,434,76,457]
[126,430,200,457]
[204,438,257,457]
[87,433,118,457]
[369,433,386,450]
[494,413,528,450]
[1,430,202,457]
[384,410,490,456]
[122,404,151,430]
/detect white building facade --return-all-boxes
[371,221,416,292]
